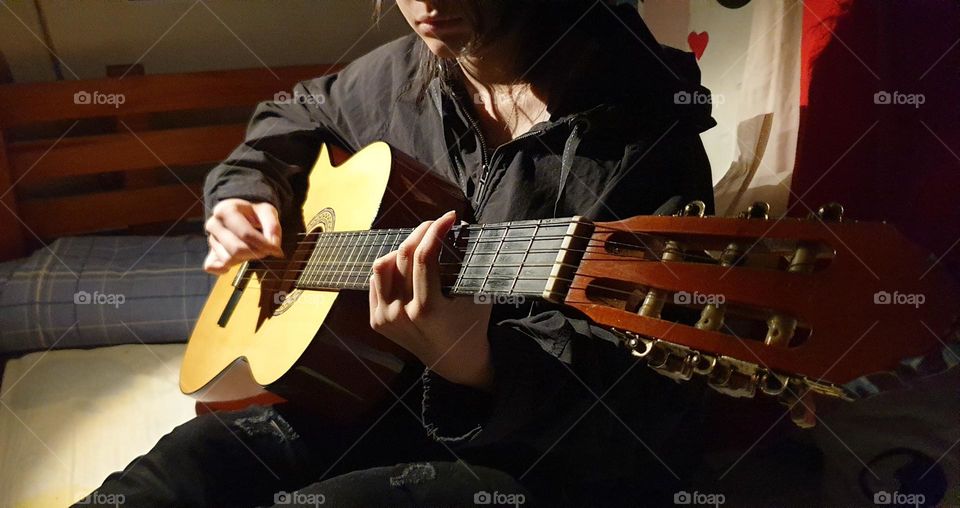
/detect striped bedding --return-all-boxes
[0,235,214,355]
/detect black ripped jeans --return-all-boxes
[74,400,533,508]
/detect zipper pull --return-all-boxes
[475,163,489,205]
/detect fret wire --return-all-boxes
[481,224,509,296]
[343,231,364,287]
[454,224,483,294]
[511,219,540,296]
[316,230,334,285]
[324,230,348,287]
[348,231,365,287]
[335,232,353,287]
[313,230,333,286]
[303,230,325,287]
[361,231,378,283]
[368,230,390,283]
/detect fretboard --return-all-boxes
[293,217,591,301]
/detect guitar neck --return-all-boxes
[293,217,593,303]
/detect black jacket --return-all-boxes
[205,5,716,505]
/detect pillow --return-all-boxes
[0,235,214,355]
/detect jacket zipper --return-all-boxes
[453,91,558,208]
[453,92,491,205]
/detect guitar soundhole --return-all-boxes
[273,208,336,316]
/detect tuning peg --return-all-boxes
[780,380,818,428]
[691,352,717,375]
[758,370,789,396]
[707,356,760,398]
[812,202,844,222]
[738,201,770,220]
[679,200,706,218]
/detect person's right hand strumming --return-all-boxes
[203,198,283,274]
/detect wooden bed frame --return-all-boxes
[0,64,342,262]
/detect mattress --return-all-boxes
[0,344,196,507]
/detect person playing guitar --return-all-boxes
[81,1,731,506]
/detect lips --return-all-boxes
[415,15,465,35]
[415,15,461,25]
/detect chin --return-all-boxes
[422,37,463,59]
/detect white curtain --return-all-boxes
[641,0,803,217]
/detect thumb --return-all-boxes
[252,202,283,255]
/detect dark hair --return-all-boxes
[374,0,600,106]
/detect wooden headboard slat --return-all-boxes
[0,63,343,260]
[0,64,343,129]
[10,124,247,185]
[18,183,204,238]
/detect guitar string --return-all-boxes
[252,243,726,273]
[251,244,720,273]
[277,222,727,254]
[249,228,757,282]
[230,222,791,290]
[249,275,704,303]
[244,249,761,291]
[254,230,729,269]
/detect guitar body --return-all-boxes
[180,142,472,421]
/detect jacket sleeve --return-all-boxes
[203,76,342,223]
[203,35,417,222]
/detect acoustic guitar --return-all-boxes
[180,142,960,427]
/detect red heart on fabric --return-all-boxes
[687,31,709,60]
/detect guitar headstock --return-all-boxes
[565,202,960,427]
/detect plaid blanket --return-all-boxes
[0,235,214,355]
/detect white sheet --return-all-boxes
[0,344,196,507]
